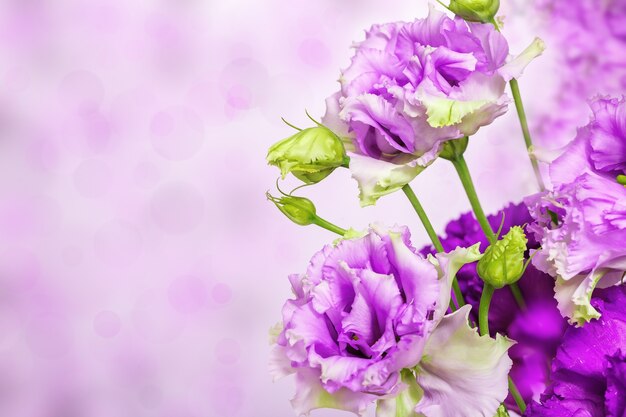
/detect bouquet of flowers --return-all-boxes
[265,1,626,416]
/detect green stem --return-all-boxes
[508,377,527,414]
[402,185,445,252]
[509,282,527,310]
[312,217,347,236]
[450,155,497,244]
[402,184,465,310]
[478,283,494,336]
[449,143,528,413]
[509,78,546,191]
[481,283,528,413]
[451,155,528,309]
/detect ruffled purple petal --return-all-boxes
[605,351,626,417]
[527,286,626,416]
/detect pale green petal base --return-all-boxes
[376,370,424,417]
[291,369,376,416]
[415,305,514,417]
[348,153,426,206]
[554,264,626,326]
[554,272,603,326]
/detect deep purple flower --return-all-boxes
[420,203,567,411]
[270,226,513,416]
[526,285,626,417]
[322,6,544,206]
[525,96,626,325]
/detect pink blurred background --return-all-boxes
[0,0,565,416]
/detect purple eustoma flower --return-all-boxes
[420,203,567,412]
[525,96,626,325]
[323,6,544,206]
[270,225,513,416]
[526,285,626,417]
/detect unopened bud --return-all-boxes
[266,193,317,226]
[267,126,347,184]
[477,226,528,288]
[447,0,500,24]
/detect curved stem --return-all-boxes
[509,282,527,310]
[450,155,497,244]
[510,78,546,191]
[508,377,527,414]
[402,184,465,310]
[478,283,494,336]
[312,217,347,236]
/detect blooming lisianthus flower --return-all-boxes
[420,203,567,411]
[270,225,513,416]
[323,6,545,205]
[525,96,626,325]
[526,285,626,417]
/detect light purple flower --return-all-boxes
[323,6,544,206]
[270,226,513,416]
[525,96,626,325]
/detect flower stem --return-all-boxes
[478,283,494,336]
[509,78,546,191]
[451,155,527,310]
[402,184,445,252]
[311,217,347,236]
[481,282,528,414]
[508,377,527,414]
[509,282,527,310]
[402,184,465,310]
[450,155,497,244]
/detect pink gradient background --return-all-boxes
[0,1,563,416]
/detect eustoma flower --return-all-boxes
[525,96,626,325]
[323,6,544,205]
[270,226,513,416]
[527,285,626,416]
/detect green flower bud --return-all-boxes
[266,193,317,226]
[477,226,528,289]
[446,0,500,24]
[267,126,347,184]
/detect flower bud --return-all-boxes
[267,126,347,184]
[447,0,500,24]
[266,193,317,226]
[477,226,528,289]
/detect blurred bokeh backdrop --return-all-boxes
[0,0,612,416]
